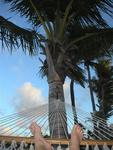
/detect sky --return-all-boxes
[0,2,113,123]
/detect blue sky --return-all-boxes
[0,2,113,124]
[0,2,49,114]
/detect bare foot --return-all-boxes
[30,122,52,150]
[30,122,42,138]
[70,124,83,150]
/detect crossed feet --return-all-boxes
[30,122,83,150]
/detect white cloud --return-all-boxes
[12,82,46,112]
[63,82,69,90]
[12,81,82,113]
[63,81,71,104]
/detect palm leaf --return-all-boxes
[29,0,51,38]
[0,16,38,54]
[68,28,113,49]
[39,59,48,78]
[92,59,113,119]
[59,0,73,38]
[3,0,113,27]
[65,60,86,87]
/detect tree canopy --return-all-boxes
[3,0,113,27]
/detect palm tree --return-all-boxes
[1,0,113,138]
[90,59,113,139]
[85,61,96,112]
[78,33,113,113]
[92,59,113,120]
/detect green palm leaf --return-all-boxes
[0,16,38,54]
[3,0,113,27]
[92,59,113,119]
[68,28,113,49]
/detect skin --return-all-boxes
[29,122,51,150]
[70,124,83,150]
[29,122,83,150]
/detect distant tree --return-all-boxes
[85,61,96,112]
[92,59,113,120]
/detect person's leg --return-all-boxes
[70,124,83,150]
[30,122,52,150]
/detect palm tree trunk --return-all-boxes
[86,64,96,112]
[45,46,68,138]
[101,85,106,120]
[48,79,68,138]
[70,80,78,124]
[86,64,97,138]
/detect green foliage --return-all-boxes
[0,16,38,54]
[92,59,113,119]
[4,0,113,27]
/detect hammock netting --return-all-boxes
[0,100,113,150]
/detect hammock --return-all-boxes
[0,100,113,150]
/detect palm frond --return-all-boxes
[65,61,86,87]
[59,0,73,38]
[92,59,113,119]
[0,16,38,54]
[3,0,113,27]
[65,27,113,65]
[29,0,51,38]
[39,59,48,78]
[68,28,113,49]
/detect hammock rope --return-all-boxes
[0,100,113,150]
